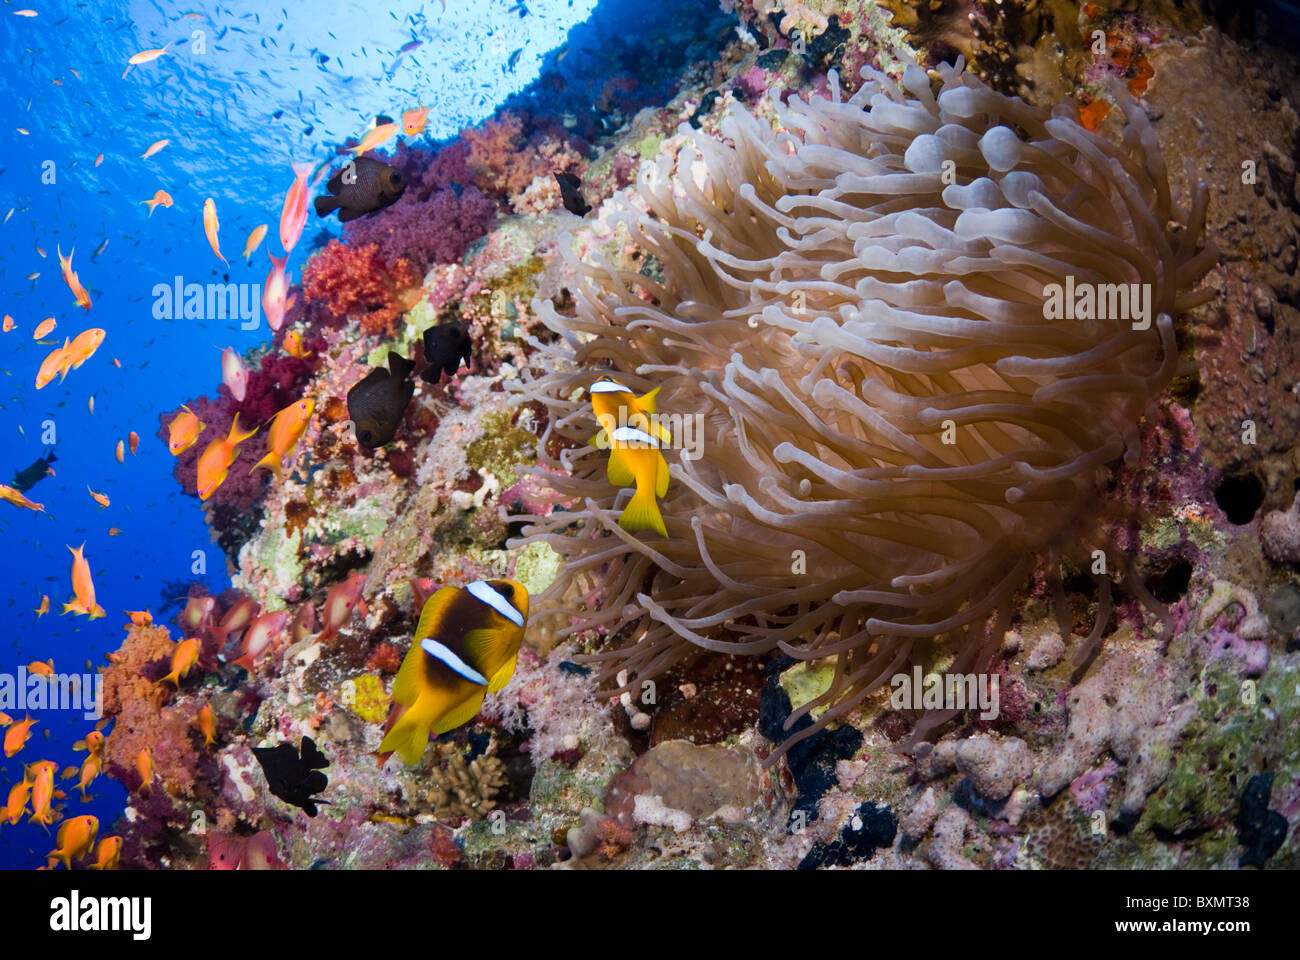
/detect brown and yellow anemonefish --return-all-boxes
[378,579,529,765]
[589,377,671,538]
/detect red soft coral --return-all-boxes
[301,241,423,336]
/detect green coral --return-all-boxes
[1144,658,1300,867]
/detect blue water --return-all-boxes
[0,0,727,869]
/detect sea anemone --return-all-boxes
[512,60,1215,764]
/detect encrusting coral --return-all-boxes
[513,58,1216,764]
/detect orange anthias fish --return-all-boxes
[123,43,171,78]
[33,316,56,339]
[93,153,103,167]
[1,778,31,826]
[3,714,36,757]
[249,398,314,479]
[161,637,201,687]
[402,105,429,136]
[203,197,228,265]
[195,413,257,500]
[167,404,206,454]
[3,314,14,332]
[57,246,92,310]
[140,138,169,159]
[229,610,290,674]
[123,609,152,626]
[28,763,58,828]
[89,836,122,870]
[317,571,368,642]
[279,163,312,254]
[283,329,312,358]
[62,327,106,373]
[87,485,109,508]
[136,747,154,794]
[141,189,173,215]
[35,339,69,389]
[129,431,140,455]
[262,252,295,332]
[27,659,54,677]
[351,122,399,156]
[0,484,43,512]
[115,439,125,463]
[193,704,217,746]
[47,814,98,869]
[243,223,267,263]
[63,543,106,619]
[34,595,49,617]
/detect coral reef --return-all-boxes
[107,0,1300,873]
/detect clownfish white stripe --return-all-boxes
[421,638,489,685]
[589,379,629,394]
[610,425,659,448]
[466,579,525,627]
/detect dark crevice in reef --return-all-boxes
[1213,471,1266,524]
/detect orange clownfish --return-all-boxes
[195,413,258,500]
[589,378,671,538]
[378,579,529,765]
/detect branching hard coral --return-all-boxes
[512,60,1215,765]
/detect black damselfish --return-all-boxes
[554,172,591,216]
[12,451,56,493]
[252,737,330,817]
[421,320,472,383]
[347,352,416,449]
[315,156,407,223]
